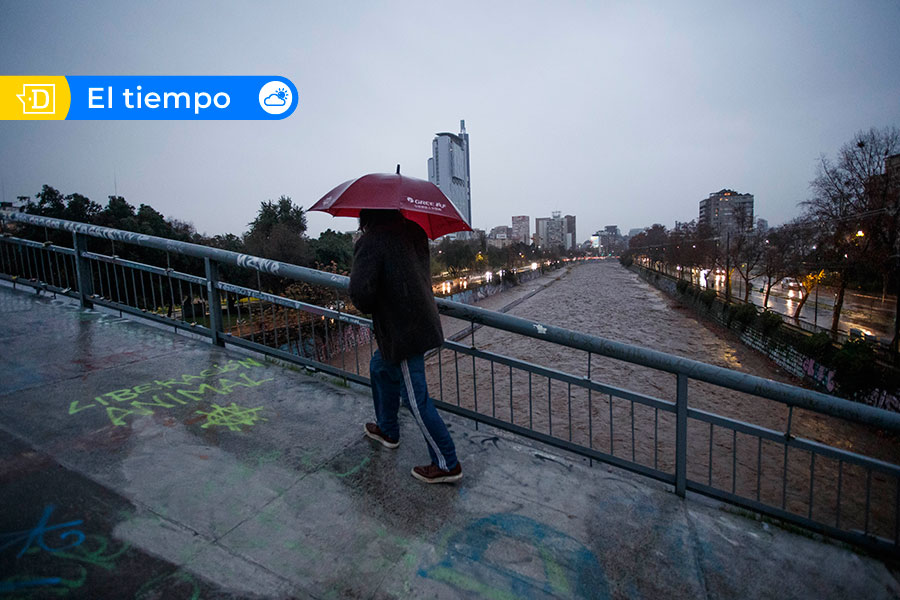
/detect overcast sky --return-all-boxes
[1,1,898,240]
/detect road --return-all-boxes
[709,275,896,342]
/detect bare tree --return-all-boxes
[803,127,900,336]
[759,225,790,309]
[780,219,822,320]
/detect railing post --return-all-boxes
[675,373,688,497]
[72,232,93,309]
[205,257,225,347]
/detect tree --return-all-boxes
[759,225,790,309]
[803,127,900,335]
[436,238,476,276]
[243,196,311,291]
[33,185,66,218]
[311,229,353,272]
[64,193,102,223]
[246,195,307,240]
[780,219,822,319]
[732,228,765,303]
[628,224,668,268]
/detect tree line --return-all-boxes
[14,187,354,301]
[624,127,900,351]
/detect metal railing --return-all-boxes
[3,211,900,555]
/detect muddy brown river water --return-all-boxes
[424,260,900,542]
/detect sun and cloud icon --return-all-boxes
[263,87,289,106]
[258,81,294,115]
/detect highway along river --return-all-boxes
[427,259,900,542]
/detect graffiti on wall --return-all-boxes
[800,357,835,392]
[67,357,274,427]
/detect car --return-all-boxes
[781,278,801,290]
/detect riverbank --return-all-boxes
[440,264,575,341]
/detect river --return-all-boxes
[425,260,900,542]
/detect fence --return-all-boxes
[639,259,894,349]
[2,211,900,555]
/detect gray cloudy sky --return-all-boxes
[1,1,898,240]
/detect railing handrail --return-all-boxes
[4,210,899,433]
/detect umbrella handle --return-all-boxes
[396,164,400,175]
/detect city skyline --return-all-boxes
[1,2,898,241]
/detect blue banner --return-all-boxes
[64,76,298,120]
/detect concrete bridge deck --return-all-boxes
[1,283,898,599]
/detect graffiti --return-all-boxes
[800,357,835,392]
[235,253,281,275]
[864,388,900,412]
[1,505,85,559]
[196,402,267,431]
[0,504,87,593]
[134,571,200,600]
[66,357,275,427]
[328,455,370,478]
[419,513,608,599]
[0,504,179,597]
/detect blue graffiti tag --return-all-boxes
[0,505,86,558]
[0,577,63,593]
[0,504,86,592]
[419,513,609,599]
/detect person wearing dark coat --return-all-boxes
[349,209,461,483]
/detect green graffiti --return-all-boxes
[196,403,267,431]
[135,570,200,600]
[426,566,519,600]
[35,534,130,570]
[538,546,571,597]
[67,358,275,427]
[251,449,282,467]
[330,456,370,478]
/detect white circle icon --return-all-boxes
[259,81,292,115]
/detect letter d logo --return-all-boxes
[0,77,69,120]
[17,84,56,114]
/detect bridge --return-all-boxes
[1,212,899,598]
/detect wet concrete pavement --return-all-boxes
[1,284,898,599]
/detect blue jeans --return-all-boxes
[369,350,459,471]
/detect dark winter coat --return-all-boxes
[348,218,444,363]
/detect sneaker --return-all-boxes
[364,423,399,449]
[411,462,462,484]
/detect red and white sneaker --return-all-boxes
[411,462,462,484]
[364,423,399,449]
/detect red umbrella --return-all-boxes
[309,171,472,240]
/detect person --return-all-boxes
[349,209,462,484]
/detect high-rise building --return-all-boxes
[428,120,471,238]
[564,215,576,250]
[546,212,564,248]
[535,212,571,249]
[699,189,754,235]
[511,215,530,244]
[534,217,549,248]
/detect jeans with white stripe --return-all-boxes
[369,349,459,471]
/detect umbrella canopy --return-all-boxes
[309,173,472,240]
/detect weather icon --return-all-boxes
[263,87,289,107]
[258,81,294,115]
